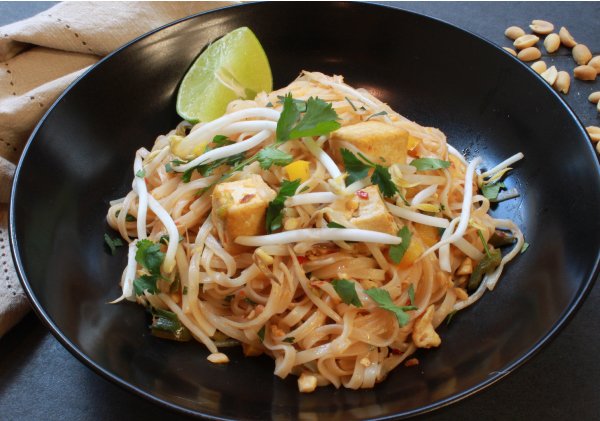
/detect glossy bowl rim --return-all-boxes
[9,2,600,419]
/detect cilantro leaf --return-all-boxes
[326,221,346,229]
[104,233,123,255]
[257,326,266,342]
[282,337,295,343]
[340,148,370,185]
[135,239,165,275]
[371,165,398,198]
[265,179,301,233]
[389,226,412,264]
[276,93,301,142]
[135,169,146,178]
[277,95,307,112]
[256,147,294,169]
[133,274,159,296]
[408,284,415,306]
[410,158,451,171]
[481,181,506,201]
[289,97,341,138]
[331,279,362,307]
[366,288,418,326]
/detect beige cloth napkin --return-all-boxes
[0,1,234,336]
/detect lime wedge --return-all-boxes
[176,27,272,123]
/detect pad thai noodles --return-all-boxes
[106,71,524,392]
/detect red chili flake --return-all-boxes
[356,190,369,200]
[404,358,419,367]
[240,194,255,204]
[390,348,402,355]
[296,256,307,264]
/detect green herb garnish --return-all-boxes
[331,279,362,307]
[135,169,146,178]
[276,93,340,142]
[257,326,266,342]
[132,239,166,296]
[282,337,295,343]
[366,288,418,326]
[389,226,412,264]
[468,230,502,292]
[340,149,399,197]
[408,284,415,306]
[366,110,388,121]
[326,221,346,229]
[104,233,123,255]
[410,158,451,171]
[265,179,301,233]
[256,147,294,169]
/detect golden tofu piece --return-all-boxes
[330,121,408,166]
[412,305,441,349]
[211,175,276,253]
[350,185,398,235]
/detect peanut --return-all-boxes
[505,26,526,40]
[586,126,600,143]
[554,71,570,94]
[518,47,541,62]
[573,65,597,81]
[514,34,540,50]
[503,47,517,57]
[588,92,600,104]
[588,56,600,74]
[573,44,592,65]
[559,26,577,48]
[529,19,554,35]
[541,66,558,85]
[531,60,547,74]
[543,33,560,53]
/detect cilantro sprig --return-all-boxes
[265,179,301,233]
[193,94,340,195]
[365,288,418,326]
[133,239,166,296]
[276,93,340,142]
[331,279,362,307]
[340,149,399,198]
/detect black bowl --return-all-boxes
[10,2,600,419]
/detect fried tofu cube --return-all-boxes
[412,305,441,349]
[211,175,276,253]
[330,121,408,166]
[350,185,398,235]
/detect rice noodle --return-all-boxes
[107,71,524,393]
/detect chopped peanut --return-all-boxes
[270,324,286,338]
[298,372,318,393]
[360,357,372,367]
[207,352,230,364]
[456,257,473,275]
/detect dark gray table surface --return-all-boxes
[1,2,598,420]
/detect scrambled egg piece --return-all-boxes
[412,305,441,349]
[350,185,398,235]
[330,121,408,166]
[211,175,276,253]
